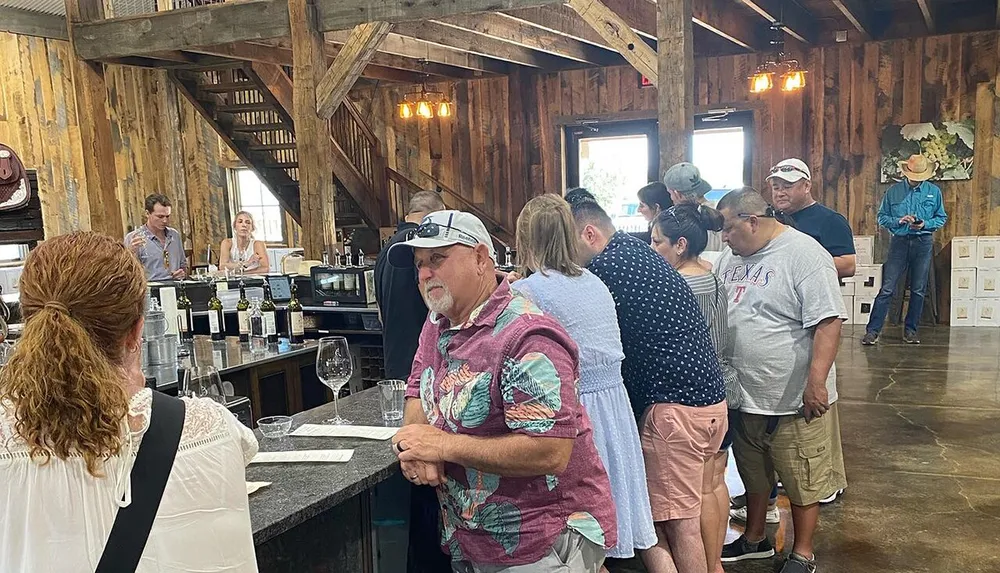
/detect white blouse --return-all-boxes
[230,238,261,271]
[0,389,260,572]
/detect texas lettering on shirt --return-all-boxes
[720,263,776,303]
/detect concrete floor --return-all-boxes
[608,326,1000,573]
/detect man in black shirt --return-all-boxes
[375,190,446,379]
[373,189,447,573]
[768,158,856,278]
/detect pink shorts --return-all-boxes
[640,401,728,521]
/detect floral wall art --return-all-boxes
[880,121,975,182]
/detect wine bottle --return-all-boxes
[260,281,278,343]
[177,281,193,341]
[288,281,304,344]
[237,279,250,343]
[208,282,225,341]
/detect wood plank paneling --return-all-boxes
[375,30,1000,321]
[0,31,227,258]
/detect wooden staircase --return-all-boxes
[169,62,513,247]
[169,63,377,229]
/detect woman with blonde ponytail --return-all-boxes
[0,232,259,572]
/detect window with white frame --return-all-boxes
[228,169,286,243]
[0,245,27,263]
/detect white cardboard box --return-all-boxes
[853,265,883,298]
[977,237,1000,269]
[952,268,977,298]
[950,298,977,327]
[854,236,874,266]
[839,277,856,296]
[952,237,978,269]
[977,269,1000,298]
[976,298,1000,327]
[842,295,855,325]
[853,297,875,326]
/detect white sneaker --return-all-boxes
[819,489,844,504]
[729,505,780,524]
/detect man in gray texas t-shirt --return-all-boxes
[713,189,847,573]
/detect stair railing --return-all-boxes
[329,100,391,226]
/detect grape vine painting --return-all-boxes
[880,120,975,183]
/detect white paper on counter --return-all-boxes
[290,424,399,440]
[158,286,179,336]
[250,450,355,464]
[216,280,230,294]
[246,481,272,495]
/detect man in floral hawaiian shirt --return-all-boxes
[389,210,617,572]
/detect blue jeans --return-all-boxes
[866,234,934,334]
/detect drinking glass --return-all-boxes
[181,364,226,405]
[316,336,353,425]
[378,380,406,421]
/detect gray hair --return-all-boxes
[407,190,446,215]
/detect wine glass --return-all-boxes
[316,336,353,425]
[182,364,226,405]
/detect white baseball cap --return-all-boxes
[388,210,496,268]
[766,158,811,183]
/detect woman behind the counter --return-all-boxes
[0,232,259,572]
[219,211,270,275]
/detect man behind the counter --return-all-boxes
[125,194,188,281]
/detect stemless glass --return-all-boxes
[181,364,226,404]
[316,336,353,425]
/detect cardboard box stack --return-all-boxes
[952,236,1000,327]
[849,236,880,326]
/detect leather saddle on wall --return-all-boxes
[0,143,30,211]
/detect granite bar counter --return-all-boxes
[249,387,410,573]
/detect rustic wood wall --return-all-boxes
[0,31,228,260]
[372,30,1000,320]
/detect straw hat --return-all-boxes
[898,154,936,182]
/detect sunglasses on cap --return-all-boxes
[768,164,809,177]
[409,221,481,248]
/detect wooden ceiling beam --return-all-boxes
[314,0,567,31]
[738,0,818,44]
[0,6,68,40]
[502,5,619,49]
[433,13,620,65]
[507,0,764,54]
[391,20,567,68]
[316,21,392,118]
[326,30,512,74]
[691,0,767,51]
[71,0,565,62]
[191,40,493,80]
[915,0,936,33]
[830,0,875,39]
[567,0,657,84]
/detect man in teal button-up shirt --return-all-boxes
[863,155,948,345]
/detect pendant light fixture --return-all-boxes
[748,6,806,94]
[396,66,454,120]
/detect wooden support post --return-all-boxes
[657,0,694,176]
[289,0,337,259]
[65,0,124,238]
[567,0,657,85]
[316,21,392,120]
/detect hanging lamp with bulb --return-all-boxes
[396,69,455,120]
[748,12,807,95]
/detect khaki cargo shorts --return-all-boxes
[733,403,847,506]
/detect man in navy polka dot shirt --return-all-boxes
[566,189,726,573]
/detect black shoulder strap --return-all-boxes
[96,391,186,573]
